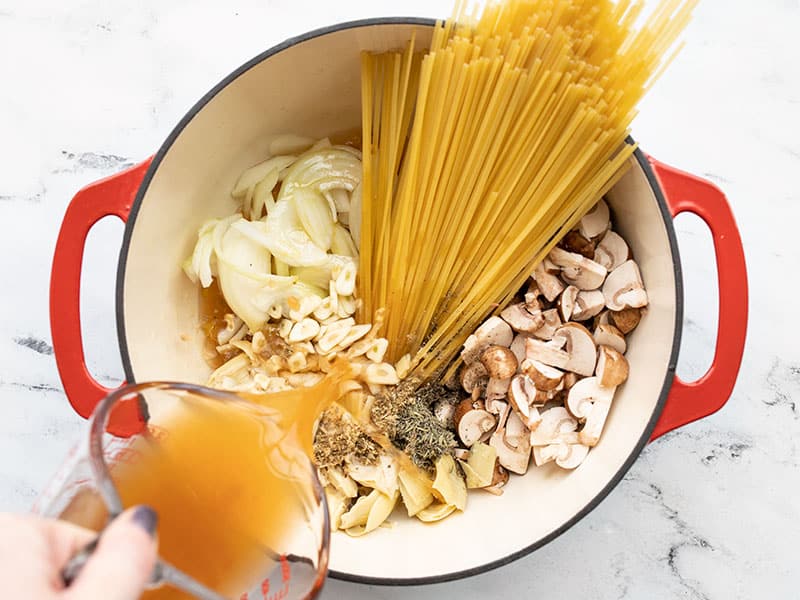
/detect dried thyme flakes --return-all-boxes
[370,380,457,471]
[313,408,380,470]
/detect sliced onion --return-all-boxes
[182,218,219,287]
[278,148,361,200]
[294,188,334,252]
[349,181,362,248]
[232,155,295,199]
[330,223,358,258]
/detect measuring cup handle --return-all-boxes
[50,159,152,436]
[647,157,748,440]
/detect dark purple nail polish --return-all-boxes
[131,505,158,537]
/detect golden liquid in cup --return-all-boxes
[64,378,342,599]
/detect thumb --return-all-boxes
[66,505,159,600]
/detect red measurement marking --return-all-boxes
[239,594,248,600]
[280,555,290,583]
[261,578,270,599]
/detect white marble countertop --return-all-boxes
[0,1,796,598]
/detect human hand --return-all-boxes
[0,505,159,600]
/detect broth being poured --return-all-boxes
[62,372,348,599]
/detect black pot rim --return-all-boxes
[115,16,684,587]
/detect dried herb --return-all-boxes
[370,380,456,471]
[313,408,380,469]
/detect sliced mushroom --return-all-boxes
[532,309,562,340]
[505,410,531,449]
[529,407,578,446]
[559,285,579,322]
[603,260,648,311]
[532,444,560,466]
[556,322,597,377]
[432,399,457,429]
[596,346,629,387]
[524,283,543,312]
[549,247,608,291]
[452,447,470,461]
[594,323,627,354]
[489,429,530,475]
[453,399,497,447]
[579,198,610,240]
[460,361,489,394]
[532,259,565,302]
[566,376,615,422]
[525,337,569,369]
[507,374,542,430]
[560,230,596,259]
[480,345,519,379]
[594,230,629,271]
[461,316,514,364]
[593,310,612,329]
[572,290,605,321]
[609,307,642,334]
[580,398,613,447]
[489,460,508,488]
[485,377,512,401]
[509,334,529,364]
[555,443,590,469]
[520,359,564,391]
[500,303,545,334]
[563,371,579,390]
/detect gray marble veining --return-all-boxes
[1,1,797,598]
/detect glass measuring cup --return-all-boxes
[33,381,330,600]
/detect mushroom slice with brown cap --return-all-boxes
[505,410,531,449]
[500,303,545,334]
[549,247,608,291]
[561,230,596,259]
[461,316,514,364]
[532,309,562,340]
[525,337,569,369]
[572,290,605,321]
[579,199,610,240]
[485,377,512,401]
[532,259,565,302]
[596,346,629,388]
[594,230,629,271]
[453,399,497,447]
[524,283,543,312]
[460,361,489,394]
[610,307,642,334]
[566,376,615,421]
[580,397,614,447]
[483,461,509,495]
[555,443,590,469]
[594,323,627,355]
[480,346,518,379]
[603,260,648,311]
[489,429,531,475]
[556,322,598,377]
[559,285,579,322]
[509,334,529,364]
[529,407,578,446]
[520,359,564,391]
[507,374,542,430]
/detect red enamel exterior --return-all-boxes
[648,157,749,440]
[49,159,152,437]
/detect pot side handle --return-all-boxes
[647,157,748,441]
[49,159,152,437]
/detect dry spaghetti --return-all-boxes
[358,0,696,377]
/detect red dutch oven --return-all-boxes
[49,18,747,585]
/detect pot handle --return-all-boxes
[50,159,152,437]
[647,157,748,440]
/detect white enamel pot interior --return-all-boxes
[116,19,682,584]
